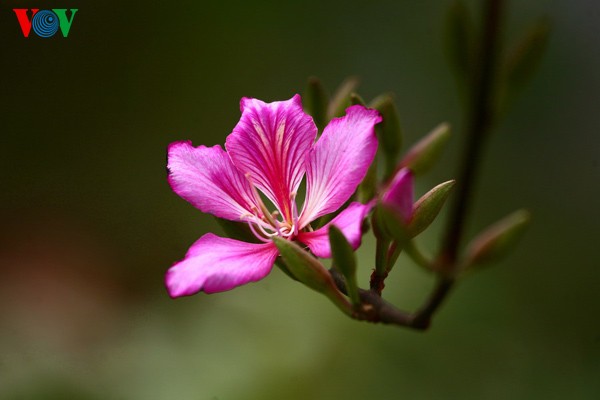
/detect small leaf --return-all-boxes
[444,0,474,83]
[304,76,329,131]
[506,18,550,91]
[273,237,352,316]
[409,180,455,237]
[400,123,451,175]
[465,209,531,267]
[370,94,403,179]
[329,226,360,307]
[327,76,359,120]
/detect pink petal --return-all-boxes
[381,167,414,222]
[167,141,260,221]
[297,202,372,258]
[299,105,381,227]
[225,95,317,221]
[165,233,279,297]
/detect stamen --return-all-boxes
[245,220,271,243]
[245,173,278,227]
[290,192,299,236]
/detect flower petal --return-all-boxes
[381,167,414,222]
[299,105,381,227]
[165,233,279,297]
[297,202,372,258]
[167,141,259,221]
[225,95,317,221]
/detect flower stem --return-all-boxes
[330,0,506,329]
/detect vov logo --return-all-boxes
[13,9,78,38]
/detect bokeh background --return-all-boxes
[1,0,599,398]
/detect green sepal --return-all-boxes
[370,94,403,179]
[464,209,531,268]
[400,123,451,176]
[328,226,360,307]
[272,237,352,316]
[327,76,359,120]
[304,76,329,131]
[408,180,456,237]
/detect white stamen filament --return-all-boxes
[241,174,300,241]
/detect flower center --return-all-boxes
[241,175,299,243]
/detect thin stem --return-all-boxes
[338,0,506,329]
[441,0,505,265]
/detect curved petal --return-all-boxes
[381,167,414,223]
[167,141,260,221]
[297,202,372,258]
[166,233,279,297]
[225,95,317,221]
[299,105,381,227]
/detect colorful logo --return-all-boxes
[13,9,78,38]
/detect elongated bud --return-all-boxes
[506,18,550,91]
[350,92,367,106]
[465,210,531,267]
[304,76,329,131]
[327,76,359,120]
[445,0,474,83]
[400,123,451,176]
[272,237,352,315]
[408,180,455,237]
[329,226,360,307]
[370,94,403,179]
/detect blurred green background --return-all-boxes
[1,0,599,399]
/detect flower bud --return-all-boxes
[327,76,359,120]
[506,18,550,91]
[374,167,414,242]
[370,94,403,179]
[408,180,455,237]
[465,209,531,268]
[399,123,451,176]
[381,167,414,223]
[304,76,329,131]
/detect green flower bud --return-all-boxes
[327,76,359,120]
[400,123,451,176]
[304,76,329,131]
[370,94,403,179]
[506,18,550,91]
[408,180,456,237]
[350,92,367,106]
[465,209,531,267]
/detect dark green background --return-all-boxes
[1,1,598,399]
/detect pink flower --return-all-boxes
[166,95,381,297]
[381,167,414,223]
